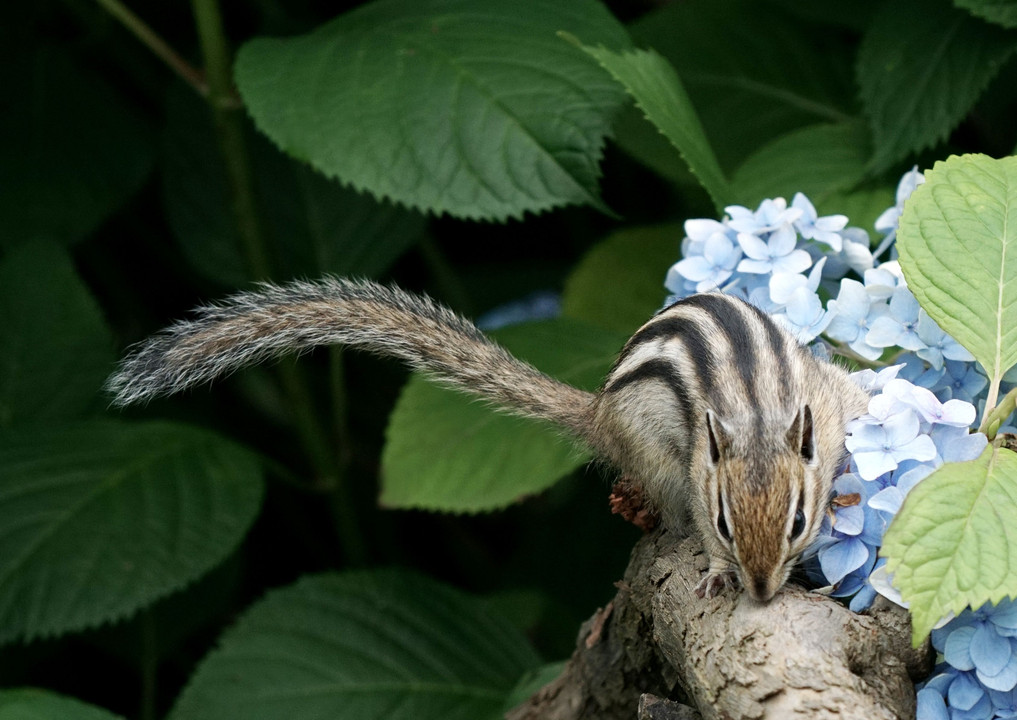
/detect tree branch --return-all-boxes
[508,528,932,720]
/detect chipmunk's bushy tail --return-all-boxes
[106,278,596,438]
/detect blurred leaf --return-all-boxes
[881,445,1017,642]
[170,570,541,720]
[235,0,631,221]
[730,122,871,209]
[0,421,264,644]
[629,0,853,171]
[381,319,627,512]
[575,44,730,211]
[611,104,698,186]
[954,0,1017,27]
[0,242,113,428]
[0,689,124,720]
[0,46,152,248]
[858,0,1016,172]
[163,88,426,287]
[896,154,1017,384]
[561,223,681,333]
[502,660,567,713]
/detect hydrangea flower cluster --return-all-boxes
[918,598,1017,720]
[664,168,1017,719]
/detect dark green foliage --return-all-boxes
[5,0,1014,717]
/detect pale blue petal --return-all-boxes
[948,669,986,710]
[944,626,977,670]
[866,314,905,347]
[892,434,937,464]
[990,600,1017,632]
[818,537,870,584]
[971,622,1012,676]
[978,644,1017,691]
[916,688,950,720]
[736,232,770,259]
[852,450,899,481]
[834,504,865,535]
[868,486,904,514]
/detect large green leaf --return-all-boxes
[881,445,1017,642]
[0,689,124,720]
[628,0,853,172]
[235,0,631,221]
[170,570,541,720]
[896,154,1017,385]
[561,223,680,333]
[0,421,264,643]
[575,43,729,212]
[857,0,1016,172]
[954,0,1017,28]
[381,319,627,512]
[163,88,426,287]
[730,122,871,211]
[0,242,113,428]
[0,46,152,248]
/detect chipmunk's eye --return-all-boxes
[790,504,806,540]
[717,493,732,543]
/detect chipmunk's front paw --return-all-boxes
[694,569,736,599]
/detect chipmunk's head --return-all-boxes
[704,405,826,602]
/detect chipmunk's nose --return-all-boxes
[749,575,777,603]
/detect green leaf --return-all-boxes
[0,689,124,720]
[235,0,631,222]
[163,88,426,287]
[628,0,853,171]
[169,570,541,720]
[0,242,113,428]
[381,319,627,512]
[730,122,871,210]
[575,43,729,212]
[881,445,1017,642]
[0,46,152,248]
[561,224,680,333]
[857,0,1016,172]
[502,660,566,713]
[0,421,264,643]
[896,154,1017,384]
[954,0,1017,28]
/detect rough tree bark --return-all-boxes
[507,527,933,720]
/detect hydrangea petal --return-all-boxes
[978,646,1017,692]
[945,626,978,670]
[971,622,1012,676]
[916,688,950,720]
[818,537,871,584]
[948,670,986,711]
[834,504,865,535]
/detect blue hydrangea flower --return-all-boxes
[726,197,802,236]
[736,226,813,275]
[814,474,884,585]
[991,686,1017,718]
[670,230,743,293]
[934,599,1017,693]
[866,285,928,352]
[933,360,989,405]
[771,285,833,343]
[845,408,937,481]
[791,192,848,251]
[916,309,976,370]
[826,278,890,361]
[873,166,925,258]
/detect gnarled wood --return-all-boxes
[507,528,932,720]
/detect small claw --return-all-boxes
[694,570,736,599]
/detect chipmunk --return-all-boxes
[107,278,869,602]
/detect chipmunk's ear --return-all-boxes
[786,404,816,464]
[706,410,730,466]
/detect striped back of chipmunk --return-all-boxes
[592,293,816,506]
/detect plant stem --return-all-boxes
[94,0,212,99]
[190,0,272,279]
[328,347,368,566]
[139,609,157,720]
[188,0,365,563]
